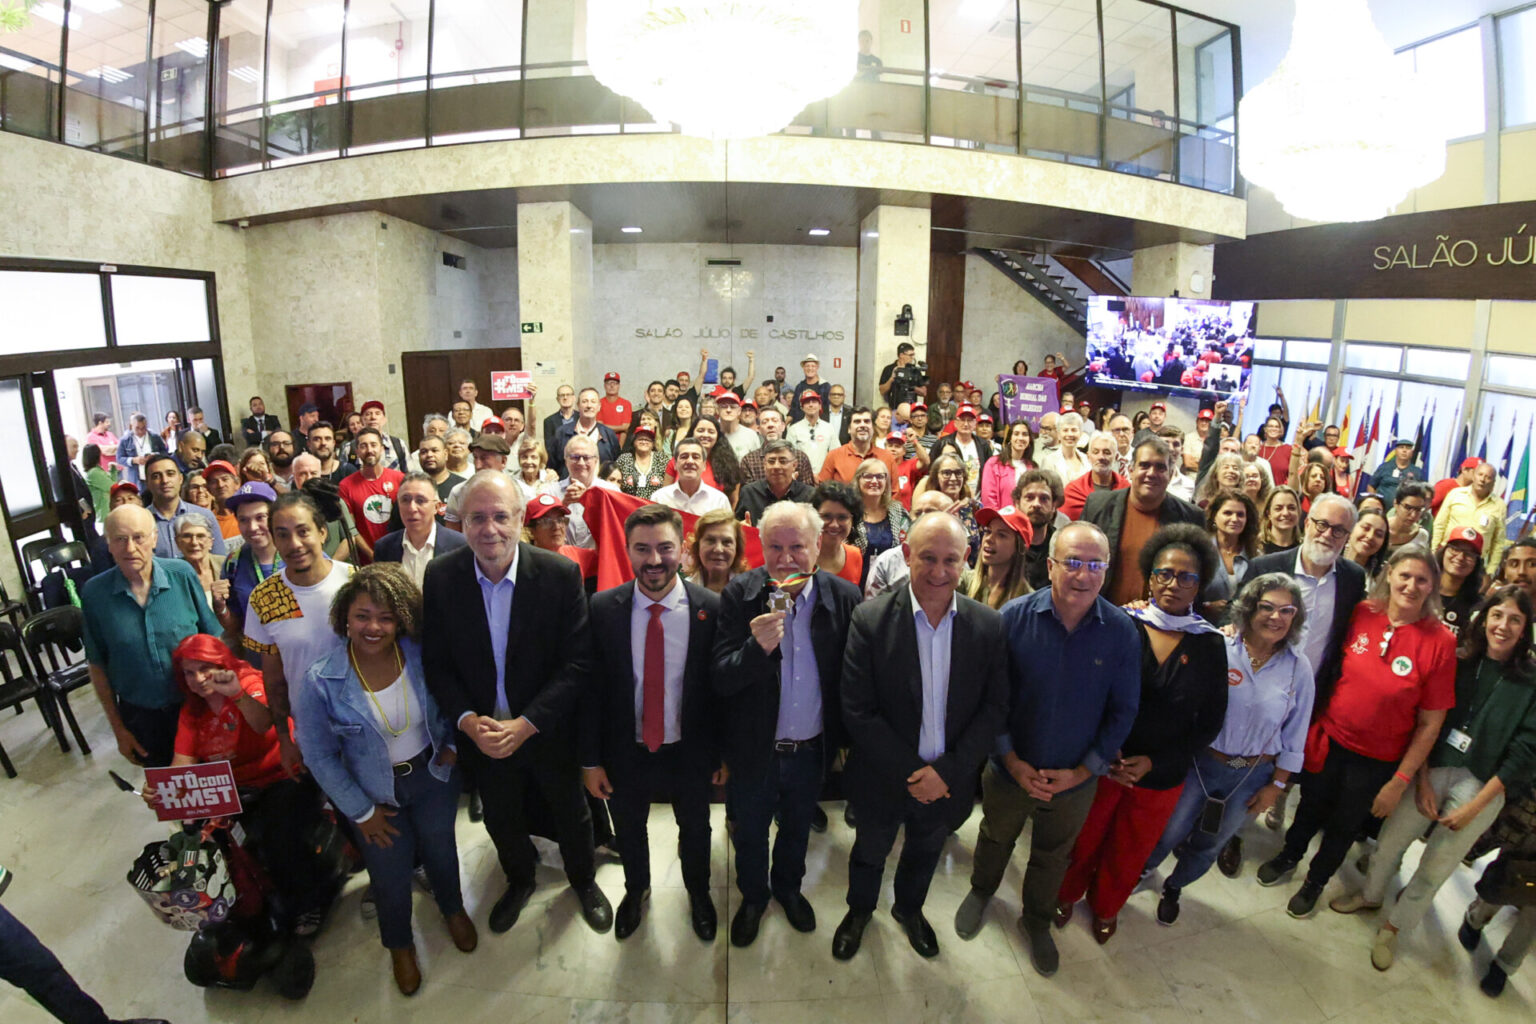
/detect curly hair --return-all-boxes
[1204,489,1259,558]
[329,563,423,640]
[1229,572,1308,648]
[1137,522,1219,597]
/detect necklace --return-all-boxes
[1244,639,1275,672]
[350,641,409,736]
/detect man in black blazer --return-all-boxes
[713,500,861,947]
[581,504,723,942]
[1081,435,1204,603]
[832,515,1008,961]
[240,396,281,448]
[371,472,468,587]
[421,472,613,935]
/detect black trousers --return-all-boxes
[470,748,596,890]
[116,699,180,769]
[846,795,952,915]
[241,776,331,927]
[0,904,109,1024]
[607,743,712,895]
[1281,741,1397,886]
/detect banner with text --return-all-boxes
[145,761,243,822]
[491,370,534,402]
[997,375,1059,430]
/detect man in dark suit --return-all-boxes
[713,500,861,947]
[421,471,613,935]
[1081,434,1203,604]
[371,472,468,588]
[551,388,620,480]
[240,396,281,448]
[832,515,1008,961]
[582,503,723,942]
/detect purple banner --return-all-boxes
[997,374,1059,430]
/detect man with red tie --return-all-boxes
[581,503,724,942]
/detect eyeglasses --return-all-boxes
[1256,601,1299,618]
[567,454,597,464]
[1308,517,1351,540]
[1149,568,1201,588]
[1051,557,1108,574]
[1396,503,1426,518]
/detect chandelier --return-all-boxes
[1239,0,1446,223]
[587,1,859,141]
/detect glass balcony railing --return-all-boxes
[0,0,1240,194]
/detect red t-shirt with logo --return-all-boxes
[598,395,631,431]
[338,467,405,550]
[173,670,289,789]
[1323,603,1456,763]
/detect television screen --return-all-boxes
[1085,296,1257,399]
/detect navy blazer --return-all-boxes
[581,580,721,776]
[372,524,468,566]
[711,567,861,782]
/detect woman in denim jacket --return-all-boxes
[294,563,475,996]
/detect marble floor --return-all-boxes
[0,699,1529,1024]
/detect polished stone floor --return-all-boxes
[0,699,1529,1024]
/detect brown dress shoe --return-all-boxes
[446,910,479,952]
[390,946,422,996]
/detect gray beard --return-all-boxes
[1300,538,1339,568]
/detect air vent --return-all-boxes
[705,258,743,267]
[990,17,1025,40]
[442,253,467,270]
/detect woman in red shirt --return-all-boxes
[146,633,332,935]
[812,481,864,587]
[1256,547,1455,919]
[1256,416,1294,486]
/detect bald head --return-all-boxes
[290,452,322,488]
[105,504,157,577]
[907,508,968,552]
[910,490,953,517]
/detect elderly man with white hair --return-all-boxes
[712,500,862,948]
[559,433,620,548]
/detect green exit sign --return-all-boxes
[520,321,543,334]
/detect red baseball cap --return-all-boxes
[603,371,620,383]
[741,401,758,412]
[956,403,978,419]
[525,493,571,523]
[713,388,741,406]
[910,401,927,412]
[1460,457,1483,471]
[1198,409,1214,421]
[481,418,505,433]
[203,459,238,480]
[798,390,823,405]
[1331,446,1353,460]
[361,400,385,415]
[110,481,141,500]
[976,504,1035,547]
[631,425,656,442]
[885,432,905,447]
[1150,401,1167,412]
[978,412,994,424]
[1446,526,1484,555]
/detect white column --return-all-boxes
[856,205,930,407]
[516,200,594,396]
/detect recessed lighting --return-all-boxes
[175,38,209,59]
[34,3,81,28]
[621,226,643,234]
[229,65,261,84]
[807,228,831,237]
[86,66,132,84]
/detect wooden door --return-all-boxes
[400,347,523,448]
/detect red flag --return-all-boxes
[574,486,764,591]
[1353,395,1370,449]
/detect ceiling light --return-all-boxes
[174,38,209,59]
[1239,0,1445,222]
[86,66,132,84]
[588,1,859,140]
[620,226,643,234]
[228,65,261,84]
[34,3,81,29]
[807,228,830,237]
[72,0,121,11]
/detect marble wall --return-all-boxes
[959,253,1088,398]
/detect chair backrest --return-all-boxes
[20,606,83,675]
[19,534,64,588]
[40,542,89,574]
[0,622,29,686]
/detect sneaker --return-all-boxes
[1263,804,1283,831]
[1458,918,1483,952]
[1481,962,1508,997]
[1156,887,1181,926]
[953,889,989,941]
[293,909,324,937]
[1370,926,1396,971]
[413,865,434,895]
[360,886,378,921]
[1256,855,1298,888]
[1328,891,1381,915]
[1286,880,1324,919]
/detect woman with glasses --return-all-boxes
[1435,528,1487,638]
[181,471,213,511]
[1256,546,1456,920]
[613,421,666,500]
[853,458,909,580]
[1383,481,1431,555]
[1202,489,1258,621]
[812,481,864,586]
[913,452,980,564]
[174,513,228,615]
[1057,524,1228,944]
[1330,586,1536,973]
[1146,572,1314,924]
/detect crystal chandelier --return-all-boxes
[587,1,860,141]
[1239,0,1446,223]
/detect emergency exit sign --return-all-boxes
[520,322,543,334]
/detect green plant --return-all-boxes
[0,0,39,34]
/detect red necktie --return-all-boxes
[642,603,666,752]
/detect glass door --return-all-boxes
[0,371,82,597]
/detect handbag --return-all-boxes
[1481,856,1536,909]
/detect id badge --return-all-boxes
[1446,728,1472,753]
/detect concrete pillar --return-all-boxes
[1131,242,1214,299]
[856,205,930,408]
[516,200,593,397]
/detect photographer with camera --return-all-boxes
[880,342,928,410]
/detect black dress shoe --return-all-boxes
[614,889,647,940]
[575,882,614,933]
[1217,835,1242,878]
[891,905,939,958]
[488,881,536,933]
[832,910,871,960]
[467,790,483,823]
[776,891,817,932]
[810,805,829,833]
[731,901,767,947]
[688,890,717,941]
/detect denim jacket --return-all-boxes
[293,637,455,822]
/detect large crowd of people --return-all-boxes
[13,354,1536,1020]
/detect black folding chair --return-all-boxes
[20,534,63,613]
[39,542,89,575]
[0,622,55,777]
[0,579,25,630]
[21,607,92,756]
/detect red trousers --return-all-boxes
[1058,776,1185,920]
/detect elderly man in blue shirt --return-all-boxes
[81,503,222,768]
[954,520,1141,978]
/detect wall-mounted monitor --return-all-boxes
[1085,296,1257,399]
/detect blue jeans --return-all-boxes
[0,903,109,1024]
[729,739,823,905]
[357,758,464,949]
[1145,752,1276,892]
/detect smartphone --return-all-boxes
[1198,796,1227,835]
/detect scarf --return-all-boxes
[1127,603,1221,635]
